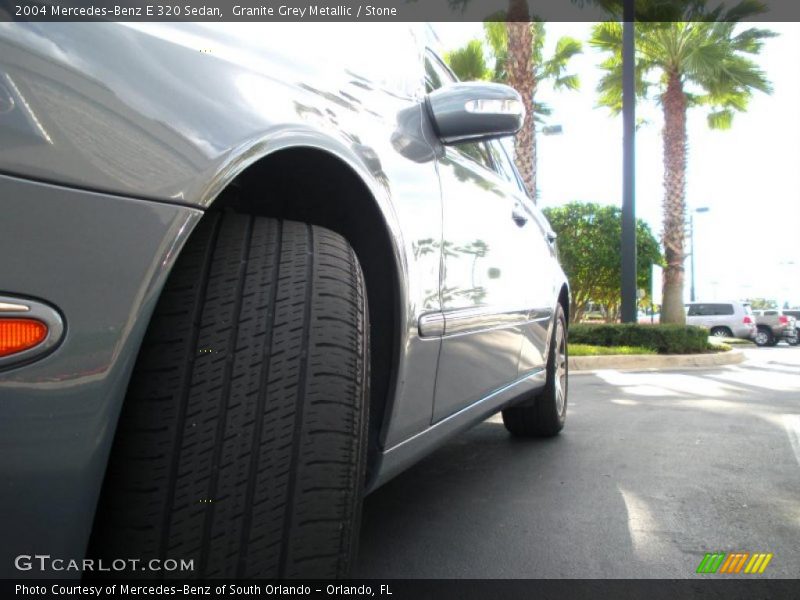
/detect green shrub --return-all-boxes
[569,323,709,355]
[571,344,656,356]
[708,342,732,352]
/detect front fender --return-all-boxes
[0,174,201,578]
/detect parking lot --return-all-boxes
[357,346,800,578]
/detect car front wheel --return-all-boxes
[89,213,369,579]
[502,305,568,437]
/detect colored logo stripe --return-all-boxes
[696,552,773,574]
[719,553,749,573]
[696,553,725,574]
[744,553,774,574]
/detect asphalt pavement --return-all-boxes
[356,346,800,578]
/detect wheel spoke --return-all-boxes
[554,377,563,413]
[554,321,567,414]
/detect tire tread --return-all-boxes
[90,214,368,579]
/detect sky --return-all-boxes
[434,22,800,307]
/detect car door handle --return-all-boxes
[511,209,528,227]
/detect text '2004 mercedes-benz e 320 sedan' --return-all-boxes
[0,23,569,579]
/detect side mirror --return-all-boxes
[425,82,525,145]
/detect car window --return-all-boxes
[424,52,450,93]
[709,304,734,316]
[424,50,494,172]
[486,140,528,196]
[687,304,704,316]
[764,310,778,316]
[688,303,734,316]
[504,143,531,196]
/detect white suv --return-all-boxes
[685,301,757,340]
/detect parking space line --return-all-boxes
[782,414,800,467]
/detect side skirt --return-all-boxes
[367,368,546,492]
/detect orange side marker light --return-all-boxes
[0,319,48,357]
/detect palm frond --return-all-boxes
[589,21,622,53]
[444,39,490,82]
[531,20,546,67]
[591,23,653,113]
[554,73,581,91]
[707,109,734,129]
[483,18,507,58]
[533,100,553,124]
[731,27,777,54]
[541,36,583,88]
[682,38,733,78]
[548,36,583,69]
[591,15,774,127]
[719,0,769,22]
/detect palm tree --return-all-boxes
[445,39,492,82]
[591,4,774,324]
[445,12,581,200]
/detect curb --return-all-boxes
[569,349,745,372]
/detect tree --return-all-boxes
[445,39,492,82]
[590,3,774,324]
[747,298,778,310]
[444,13,581,200]
[543,202,663,323]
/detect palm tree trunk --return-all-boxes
[507,0,537,199]
[661,71,688,324]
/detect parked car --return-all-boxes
[786,309,800,343]
[0,24,569,578]
[637,310,660,324]
[684,301,756,340]
[784,309,800,332]
[751,309,799,346]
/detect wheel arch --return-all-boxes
[145,142,405,484]
[558,283,570,326]
[539,282,570,379]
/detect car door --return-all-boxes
[686,303,704,327]
[485,140,558,379]
[424,52,540,422]
[687,303,721,328]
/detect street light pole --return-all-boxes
[621,0,637,323]
[690,212,696,302]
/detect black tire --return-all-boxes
[502,305,568,438]
[754,326,774,347]
[787,336,799,347]
[710,327,733,338]
[89,213,369,579]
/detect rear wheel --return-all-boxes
[502,305,568,438]
[89,213,369,579]
[754,327,774,347]
[710,326,733,338]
